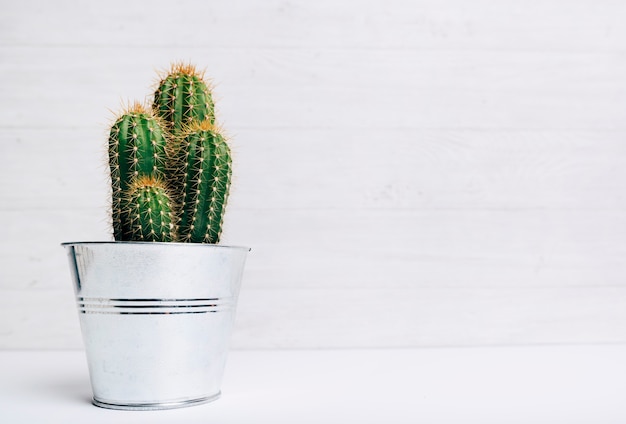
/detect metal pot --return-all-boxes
[62,241,249,410]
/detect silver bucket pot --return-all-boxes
[62,241,249,410]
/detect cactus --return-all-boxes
[177,120,232,243]
[153,63,215,136]
[107,63,231,244]
[108,103,169,240]
[120,176,175,242]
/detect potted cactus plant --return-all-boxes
[62,63,249,410]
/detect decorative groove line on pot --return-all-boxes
[77,297,234,315]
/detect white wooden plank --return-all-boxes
[0,289,83,349]
[2,0,626,51]
[0,208,110,289]
[1,47,625,130]
[2,208,625,290]
[2,286,626,349]
[232,287,626,348]
[228,128,626,210]
[223,209,626,290]
[0,129,109,211]
[3,128,626,210]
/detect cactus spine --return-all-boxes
[108,103,169,241]
[107,63,232,244]
[121,176,175,242]
[178,121,232,243]
[153,63,215,135]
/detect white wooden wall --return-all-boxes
[2,0,626,349]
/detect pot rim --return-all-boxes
[61,241,250,251]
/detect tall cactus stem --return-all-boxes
[177,120,231,243]
[108,102,169,240]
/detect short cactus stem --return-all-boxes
[120,176,175,242]
[178,120,231,243]
[153,63,215,135]
[108,103,169,240]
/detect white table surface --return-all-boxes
[1,345,625,423]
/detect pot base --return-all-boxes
[92,392,221,411]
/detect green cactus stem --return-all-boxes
[120,176,175,242]
[108,102,169,240]
[177,120,231,243]
[153,63,215,135]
